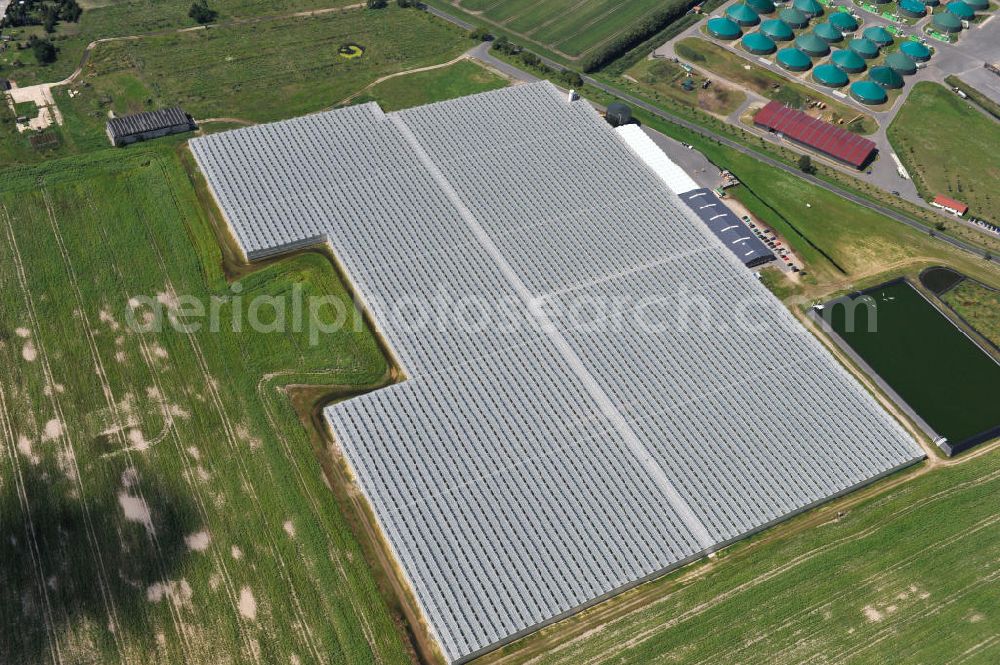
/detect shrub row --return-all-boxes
[579,0,695,73]
[491,37,583,89]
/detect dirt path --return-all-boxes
[195,117,257,126]
[336,53,471,106]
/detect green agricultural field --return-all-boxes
[625,57,746,117]
[0,0,359,86]
[0,7,475,162]
[888,82,1000,225]
[75,8,473,122]
[432,0,672,59]
[480,449,1000,664]
[349,59,509,112]
[827,279,1000,447]
[942,279,1000,349]
[0,145,412,664]
[674,38,878,134]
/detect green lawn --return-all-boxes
[480,449,1000,664]
[347,59,509,112]
[0,144,410,664]
[942,278,1000,349]
[674,38,878,134]
[888,81,1000,225]
[828,279,1000,446]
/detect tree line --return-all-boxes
[579,0,695,73]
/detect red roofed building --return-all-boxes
[753,100,877,169]
[931,195,968,216]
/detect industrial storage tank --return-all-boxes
[898,0,927,17]
[900,40,932,62]
[831,49,867,73]
[778,7,810,28]
[849,37,880,58]
[932,12,963,33]
[869,65,904,89]
[851,80,888,104]
[776,47,813,71]
[727,3,762,26]
[829,12,859,33]
[707,17,743,40]
[792,0,824,18]
[962,0,989,9]
[946,1,976,19]
[884,52,917,76]
[814,22,844,43]
[863,26,894,46]
[742,32,778,54]
[761,18,795,41]
[812,63,850,87]
[796,32,831,56]
[746,0,778,15]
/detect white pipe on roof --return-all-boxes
[614,124,700,195]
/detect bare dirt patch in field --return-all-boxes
[185,531,212,552]
[17,435,40,464]
[147,579,194,608]
[41,418,63,441]
[118,492,154,534]
[238,587,257,621]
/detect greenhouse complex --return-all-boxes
[190,82,923,665]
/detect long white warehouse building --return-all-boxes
[190,82,923,664]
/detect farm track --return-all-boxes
[0,202,129,664]
[336,53,471,106]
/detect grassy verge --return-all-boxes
[888,81,1000,225]
[941,279,1000,349]
[0,144,413,664]
[945,75,1000,121]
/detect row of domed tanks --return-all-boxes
[703,0,984,105]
